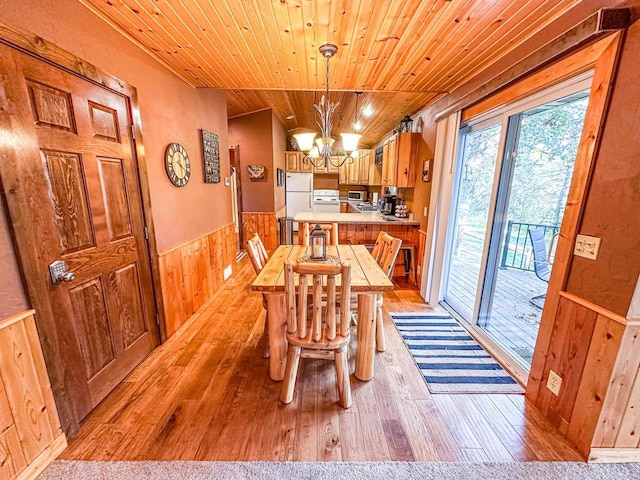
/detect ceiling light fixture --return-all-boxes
[293,44,361,168]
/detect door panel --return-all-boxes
[41,150,95,253]
[97,157,133,241]
[0,45,158,429]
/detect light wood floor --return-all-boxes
[61,257,583,462]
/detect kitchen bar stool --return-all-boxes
[299,222,339,246]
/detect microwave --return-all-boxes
[347,191,366,201]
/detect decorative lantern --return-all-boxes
[399,115,413,133]
[310,224,327,260]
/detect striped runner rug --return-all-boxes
[390,312,524,394]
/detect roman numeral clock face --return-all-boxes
[165,143,191,187]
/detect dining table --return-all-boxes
[251,244,394,382]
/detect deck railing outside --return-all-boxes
[500,221,560,271]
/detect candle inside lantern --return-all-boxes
[309,224,327,260]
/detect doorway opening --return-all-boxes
[441,75,591,380]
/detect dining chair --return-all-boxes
[364,232,402,352]
[300,222,339,246]
[281,260,352,408]
[245,233,270,358]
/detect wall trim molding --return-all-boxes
[559,291,629,325]
[589,448,640,463]
[0,309,36,330]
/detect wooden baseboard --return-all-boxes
[588,447,640,463]
[15,434,67,480]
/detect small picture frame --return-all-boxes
[422,159,432,182]
[247,164,265,179]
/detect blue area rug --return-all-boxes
[390,312,524,394]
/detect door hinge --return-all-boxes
[155,313,160,326]
[130,124,136,140]
[144,226,149,240]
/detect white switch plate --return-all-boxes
[224,177,231,186]
[423,207,428,216]
[574,234,601,260]
[547,369,563,396]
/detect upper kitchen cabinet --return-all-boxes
[382,133,419,188]
[338,149,380,186]
[313,156,340,174]
[285,151,313,173]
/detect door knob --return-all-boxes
[49,260,75,285]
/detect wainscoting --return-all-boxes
[0,310,66,480]
[242,212,278,250]
[159,223,236,338]
[528,291,640,461]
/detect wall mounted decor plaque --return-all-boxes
[201,129,220,183]
[247,164,266,179]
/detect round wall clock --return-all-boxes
[165,143,191,187]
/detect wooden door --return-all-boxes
[229,145,243,250]
[0,45,158,432]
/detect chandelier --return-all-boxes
[293,44,362,168]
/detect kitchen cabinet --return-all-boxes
[313,156,341,174]
[358,150,370,185]
[285,151,313,173]
[381,133,419,187]
[338,149,379,186]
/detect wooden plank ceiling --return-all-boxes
[79,0,581,146]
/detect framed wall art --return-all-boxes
[422,158,432,182]
[201,129,220,183]
[247,164,265,179]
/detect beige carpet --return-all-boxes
[38,461,640,479]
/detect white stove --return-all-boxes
[312,189,340,213]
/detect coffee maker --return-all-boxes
[381,194,396,215]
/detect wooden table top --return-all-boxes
[251,245,395,293]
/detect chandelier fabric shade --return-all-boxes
[293,44,361,169]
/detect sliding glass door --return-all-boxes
[441,75,592,377]
[441,121,502,321]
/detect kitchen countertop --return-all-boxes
[294,211,419,225]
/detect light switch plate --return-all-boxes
[224,177,231,186]
[574,234,601,260]
[423,207,428,216]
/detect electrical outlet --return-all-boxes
[423,207,428,216]
[547,370,563,396]
[574,234,601,260]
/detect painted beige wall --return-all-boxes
[228,109,275,212]
[272,110,287,213]
[0,0,232,255]
[0,200,28,319]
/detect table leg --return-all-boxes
[266,292,287,381]
[355,293,376,381]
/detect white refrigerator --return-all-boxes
[285,172,313,231]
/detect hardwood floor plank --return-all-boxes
[449,395,515,461]
[431,395,482,450]
[59,258,586,462]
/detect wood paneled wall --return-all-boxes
[242,213,277,250]
[337,223,420,247]
[0,310,66,480]
[159,223,236,338]
[527,291,640,460]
